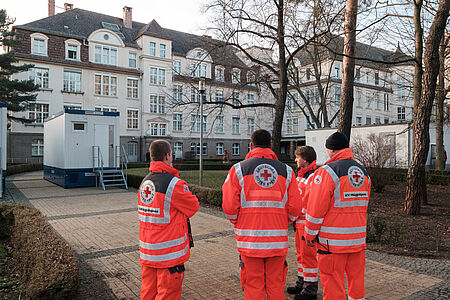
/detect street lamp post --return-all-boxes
[198,77,206,186]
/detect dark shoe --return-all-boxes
[294,293,318,300]
[287,276,304,295]
[294,282,318,300]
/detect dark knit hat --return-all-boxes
[325,132,349,150]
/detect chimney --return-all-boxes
[123,6,132,28]
[64,3,73,11]
[48,0,55,16]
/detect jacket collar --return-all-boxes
[297,160,317,178]
[149,161,180,178]
[325,148,354,165]
[245,147,279,160]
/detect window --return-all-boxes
[150,67,166,85]
[127,78,139,98]
[366,93,371,108]
[150,123,167,136]
[63,70,82,92]
[67,44,79,60]
[191,143,200,156]
[64,103,82,110]
[94,105,117,112]
[190,114,206,132]
[127,109,139,129]
[247,93,255,107]
[94,74,117,96]
[375,116,381,124]
[191,87,206,103]
[232,116,240,134]
[375,93,381,110]
[305,115,315,129]
[397,75,406,100]
[232,91,240,106]
[247,117,255,134]
[356,116,362,125]
[375,72,379,85]
[397,106,406,121]
[174,142,183,156]
[94,45,117,65]
[384,94,389,111]
[173,85,183,102]
[355,68,361,82]
[30,67,49,89]
[28,103,49,124]
[232,70,240,84]
[173,61,181,75]
[150,95,166,114]
[215,89,224,102]
[216,143,224,156]
[160,44,166,58]
[366,72,370,84]
[334,62,341,78]
[287,93,297,110]
[247,72,256,86]
[173,113,183,131]
[215,114,224,133]
[149,42,156,56]
[286,117,299,135]
[215,67,224,81]
[232,143,240,156]
[384,117,389,124]
[334,86,341,103]
[31,33,47,55]
[31,139,44,156]
[73,123,85,132]
[306,68,311,80]
[356,89,362,107]
[365,115,372,125]
[129,52,137,68]
[190,63,207,77]
[128,142,138,157]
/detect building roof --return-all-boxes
[14,8,246,67]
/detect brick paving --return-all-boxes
[3,171,447,300]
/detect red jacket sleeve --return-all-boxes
[171,179,199,218]
[287,169,301,223]
[304,168,334,242]
[222,165,241,224]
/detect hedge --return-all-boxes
[6,163,43,176]
[0,203,79,299]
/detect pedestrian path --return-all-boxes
[4,171,447,299]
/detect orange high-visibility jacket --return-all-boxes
[138,161,199,268]
[295,161,317,232]
[304,148,371,253]
[222,148,301,258]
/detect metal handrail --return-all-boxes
[120,145,128,182]
[92,146,105,189]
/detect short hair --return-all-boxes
[150,140,171,161]
[250,129,271,148]
[295,146,316,164]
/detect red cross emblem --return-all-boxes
[352,171,361,183]
[143,186,152,198]
[260,169,272,181]
[348,166,364,188]
[140,180,155,204]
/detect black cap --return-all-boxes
[325,132,349,150]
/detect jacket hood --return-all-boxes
[325,148,354,165]
[149,161,180,177]
[245,148,278,160]
[298,160,317,178]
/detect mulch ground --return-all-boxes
[367,182,449,259]
[0,241,20,300]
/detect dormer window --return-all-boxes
[215,67,224,82]
[31,33,48,56]
[65,39,81,61]
[232,70,240,84]
[94,45,117,65]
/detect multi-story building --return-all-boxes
[7,3,271,163]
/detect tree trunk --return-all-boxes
[435,35,446,170]
[338,0,358,140]
[404,0,450,215]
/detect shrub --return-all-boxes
[371,216,387,243]
[189,185,222,207]
[0,203,14,239]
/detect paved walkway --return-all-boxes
[3,171,449,299]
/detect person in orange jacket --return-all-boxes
[222,129,301,300]
[304,132,371,300]
[138,140,199,300]
[287,146,319,300]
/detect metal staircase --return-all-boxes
[93,145,128,190]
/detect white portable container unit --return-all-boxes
[0,102,7,197]
[44,109,120,188]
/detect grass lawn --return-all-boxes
[128,168,228,189]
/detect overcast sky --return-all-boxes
[3,0,209,34]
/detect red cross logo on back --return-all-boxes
[352,171,361,183]
[260,169,272,181]
[143,186,152,198]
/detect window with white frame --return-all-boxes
[150,95,166,114]
[149,42,156,56]
[150,67,166,85]
[305,115,315,130]
[334,86,341,103]
[247,71,256,86]
[63,69,81,92]
[232,70,240,84]
[286,117,298,135]
[30,67,49,89]
[384,94,389,111]
[150,123,167,136]
[232,91,240,106]
[334,62,341,78]
[190,63,207,77]
[216,143,224,156]
[32,139,44,156]
[173,85,183,102]
[215,114,224,133]
[173,60,181,75]
[94,74,117,96]
[127,142,138,157]
[366,115,372,125]
[356,89,362,107]
[397,75,406,100]
[215,89,224,102]
[94,105,117,112]
[215,67,224,81]
[66,44,79,60]
[375,93,381,110]
[190,114,206,132]
[397,106,406,121]
[64,102,82,110]
[160,44,166,58]
[356,116,362,125]
[94,45,117,65]
[127,109,139,129]
[287,93,297,109]
[375,116,381,124]
[173,113,183,131]
[232,116,240,134]
[127,78,139,98]
[366,93,371,108]
[232,143,240,156]
[247,93,255,108]
[31,34,47,55]
[191,87,206,103]
[355,68,361,82]
[28,103,49,124]
[174,142,183,155]
[129,52,137,68]
[247,117,255,134]
[191,143,200,156]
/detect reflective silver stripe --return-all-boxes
[320,226,366,234]
[281,165,293,207]
[304,276,318,282]
[234,229,288,237]
[303,267,318,273]
[296,219,305,224]
[234,163,248,208]
[298,263,303,269]
[139,234,187,250]
[140,244,189,262]
[225,213,238,220]
[237,241,288,249]
[305,227,319,235]
[305,213,323,224]
[288,214,297,222]
[348,297,365,300]
[318,237,366,246]
[298,271,302,276]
